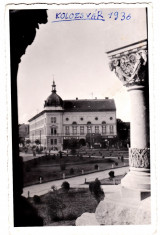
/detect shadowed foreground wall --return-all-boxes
[10,9,48,226]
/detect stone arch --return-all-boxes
[10,10,48,226]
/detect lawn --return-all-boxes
[23,155,128,186]
[28,187,98,226]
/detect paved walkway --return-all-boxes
[22,166,129,198]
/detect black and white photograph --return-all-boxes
[4,1,159,234]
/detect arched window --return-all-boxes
[102,121,106,125]
[72,121,77,125]
[87,121,92,125]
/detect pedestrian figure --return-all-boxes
[33,150,36,157]
[121,156,124,162]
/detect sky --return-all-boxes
[17,7,147,124]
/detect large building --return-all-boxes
[28,81,117,150]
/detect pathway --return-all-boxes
[22,166,129,197]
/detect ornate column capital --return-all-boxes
[107,40,148,87]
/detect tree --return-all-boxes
[26,139,31,144]
[35,139,41,145]
[19,137,25,146]
[117,119,130,147]
[61,181,70,192]
[89,178,104,203]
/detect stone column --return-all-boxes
[107,40,150,193]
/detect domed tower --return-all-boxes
[44,80,63,110]
[44,80,64,150]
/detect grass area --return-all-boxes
[78,149,129,158]
[23,155,128,186]
[29,187,98,226]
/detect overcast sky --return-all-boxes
[17,7,147,124]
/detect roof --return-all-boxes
[63,99,116,112]
[44,91,63,107]
[28,98,116,122]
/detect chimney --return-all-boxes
[105,97,108,99]
[76,97,78,100]
[95,97,97,99]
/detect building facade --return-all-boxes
[28,81,117,150]
[19,123,29,143]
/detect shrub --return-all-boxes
[69,168,74,175]
[94,164,99,170]
[109,171,115,179]
[51,185,57,192]
[70,149,77,155]
[46,194,66,221]
[61,181,70,192]
[89,178,104,203]
[66,213,77,220]
[33,195,41,204]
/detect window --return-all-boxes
[54,139,57,145]
[110,125,114,134]
[51,139,53,145]
[80,117,83,121]
[51,128,57,135]
[65,126,70,135]
[110,117,113,120]
[80,126,84,135]
[72,126,77,135]
[95,117,98,120]
[54,129,57,135]
[102,121,106,124]
[102,125,106,134]
[95,126,99,133]
[51,117,56,123]
[72,121,77,125]
[87,126,92,134]
[87,121,92,125]
[66,117,69,121]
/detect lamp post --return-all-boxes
[40,130,41,150]
[88,126,92,149]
